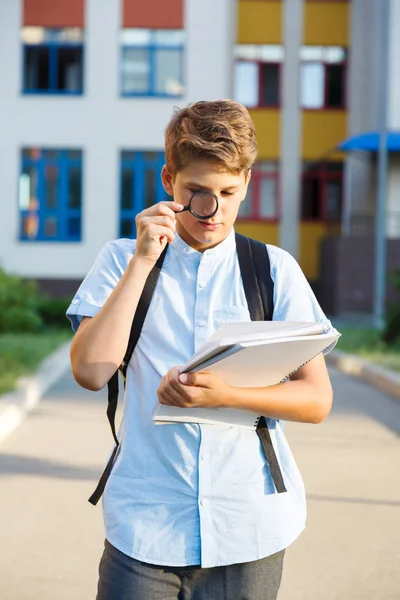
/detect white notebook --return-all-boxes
[153,321,340,429]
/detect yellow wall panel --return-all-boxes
[249,109,281,159]
[304,2,349,46]
[237,1,282,44]
[299,222,330,280]
[302,111,347,160]
[235,222,279,247]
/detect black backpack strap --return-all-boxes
[235,233,286,494]
[88,245,168,506]
[249,238,274,321]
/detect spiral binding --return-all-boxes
[278,326,334,385]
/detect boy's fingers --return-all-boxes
[179,372,213,388]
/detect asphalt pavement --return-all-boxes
[0,366,399,600]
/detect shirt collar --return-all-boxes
[170,228,236,262]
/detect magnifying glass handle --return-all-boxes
[174,205,189,214]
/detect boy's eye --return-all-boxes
[188,188,234,196]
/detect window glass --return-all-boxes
[24,46,49,90]
[153,30,185,46]
[326,64,345,107]
[301,177,321,219]
[122,48,150,93]
[239,183,253,218]
[260,64,279,106]
[145,168,156,209]
[300,63,324,108]
[57,47,83,92]
[45,165,58,209]
[121,219,133,238]
[122,169,134,210]
[22,28,84,93]
[260,178,276,218]
[234,62,258,108]
[67,217,81,238]
[326,180,342,220]
[20,148,83,242]
[68,166,82,209]
[121,29,151,45]
[44,216,58,238]
[155,49,183,95]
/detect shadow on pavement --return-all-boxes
[0,453,100,480]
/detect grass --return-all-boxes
[335,326,400,373]
[0,330,73,395]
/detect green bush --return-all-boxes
[0,269,43,333]
[382,269,400,345]
[37,296,71,329]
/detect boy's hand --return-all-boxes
[135,201,183,266]
[157,367,233,409]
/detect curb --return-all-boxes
[1,343,399,445]
[0,340,72,445]
[326,349,400,402]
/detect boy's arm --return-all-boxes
[227,353,333,424]
[158,353,333,424]
[70,201,182,391]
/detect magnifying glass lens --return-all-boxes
[190,191,218,219]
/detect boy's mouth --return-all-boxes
[198,221,221,230]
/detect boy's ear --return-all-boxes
[161,165,174,196]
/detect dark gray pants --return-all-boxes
[96,539,285,600]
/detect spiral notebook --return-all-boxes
[153,321,340,429]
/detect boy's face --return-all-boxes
[162,160,250,252]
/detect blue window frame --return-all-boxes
[19,149,83,242]
[121,29,185,97]
[120,151,168,238]
[22,27,84,95]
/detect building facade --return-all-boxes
[0,0,235,294]
[0,0,398,313]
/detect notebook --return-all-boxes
[153,321,340,429]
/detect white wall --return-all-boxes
[0,0,235,279]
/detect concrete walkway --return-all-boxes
[0,367,399,600]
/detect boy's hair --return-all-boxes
[165,100,257,176]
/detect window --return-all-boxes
[234,45,283,108]
[300,46,346,109]
[235,44,346,110]
[301,162,343,221]
[121,29,185,97]
[238,162,279,221]
[19,149,82,241]
[120,151,168,237]
[22,27,84,94]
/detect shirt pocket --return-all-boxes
[213,307,250,329]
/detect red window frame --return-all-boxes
[301,162,343,222]
[236,60,281,108]
[237,163,280,222]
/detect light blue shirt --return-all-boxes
[67,229,335,568]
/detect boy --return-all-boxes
[67,100,335,600]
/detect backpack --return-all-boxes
[88,233,287,505]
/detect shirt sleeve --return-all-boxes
[66,239,136,333]
[271,246,340,354]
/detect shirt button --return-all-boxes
[201,453,209,460]
[198,281,206,288]
[72,299,79,305]
[196,321,205,327]
[200,499,208,506]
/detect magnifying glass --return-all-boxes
[175,190,219,220]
